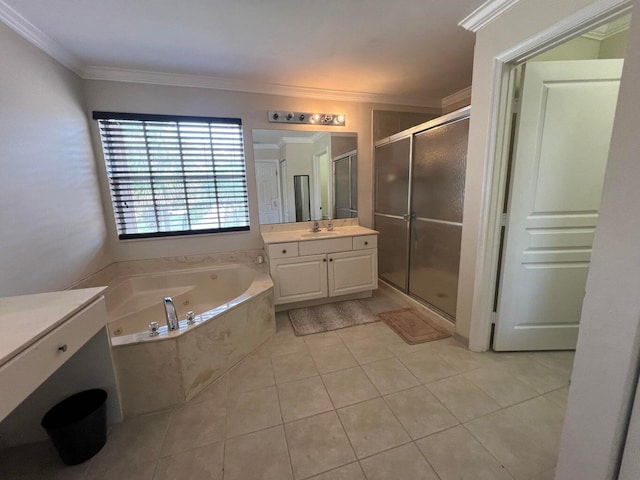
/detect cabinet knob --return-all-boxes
[282,249,287,254]
[364,241,368,245]
[58,344,68,352]
[323,258,327,262]
[329,258,333,262]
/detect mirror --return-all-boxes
[252,129,357,224]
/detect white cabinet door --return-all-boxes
[270,254,328,304]
[494,59,622,351]
[328,250,378,297]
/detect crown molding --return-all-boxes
[81,66,442,108]
[581,13,631,40]
[0,0,82,74]
[442,86,472,109]
[459,0,521,32]
[253,144,280,150]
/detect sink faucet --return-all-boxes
[310,220,321,233]
[163,297,180,330]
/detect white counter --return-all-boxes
[261,225,378,245]
[0,287,106,366]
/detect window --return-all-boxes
[94,112,250,239]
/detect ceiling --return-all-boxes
[2,0,485,106]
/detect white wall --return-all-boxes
[557,9,640,478]
[0,23,110,296]
[458,0,640,477]
[456,0,629,345]
[84,80,439,262]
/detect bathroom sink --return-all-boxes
[300,231,340,238]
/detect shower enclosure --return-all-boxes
[374,108,469,320]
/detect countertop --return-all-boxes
[261,225,378,245]
[0,287,107,366]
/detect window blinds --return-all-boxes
[93,112,250,239]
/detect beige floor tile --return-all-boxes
[384,385,459,439]
[527,351,575,374]
[489,355,569,394]
[265,330,310,357]
[88,411,171,474]
[226,386,282,438]
[155,441,223,480]
[227,354,275,395]
[0,441,90,480]
[307,462,366,480]
[272,350,319,384]
[322,366,380,408]
[87,461,157,480]
[310,342,358,374]
[527,468,556,480]
[362,357,420,395]
[161,402,225,456]
[224,425,293,480]
[432,340,495,371]
[465,396,565,479]
[304,331,343,350]
[360,443,439,480]
[285,411,356,479]
[417,425,514,480]
[276,311,293,332]
[426,375,501,422]
[337,324,381,344]
[337,398,411,459]
[398,350,462,384]
[463,366,539,407]
[385,340,441,357]
[278,376,334,422]
[544,386,570,410]
[188,374,228,407]
[344,337,395,365]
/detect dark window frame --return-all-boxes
[93,111,250,240]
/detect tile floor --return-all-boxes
[0,290,573,480]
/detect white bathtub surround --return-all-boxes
[107,265,275,416]
[72,248,265,291]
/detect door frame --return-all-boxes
[466,0,634,352]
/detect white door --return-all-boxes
[255,161,281,224]
[494,59,622,351]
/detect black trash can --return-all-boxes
[41,389,108,465]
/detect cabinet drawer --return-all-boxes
[0,297,107,422]
[353,235,377,250]
[267,242,299,259]
[299,237,352,256]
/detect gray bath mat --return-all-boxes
[288,300,379,336]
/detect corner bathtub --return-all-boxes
[104,264,275,415]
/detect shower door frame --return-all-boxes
[374,106,471,321]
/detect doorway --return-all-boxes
[492,16,630,351]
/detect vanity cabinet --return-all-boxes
[265,232,378,305]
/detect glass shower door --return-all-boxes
[374,137,411,290]
[408,117,469,319]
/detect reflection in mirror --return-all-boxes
[252,130,357,224]
[293,175,311,221]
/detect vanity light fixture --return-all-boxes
[268,111,346,126]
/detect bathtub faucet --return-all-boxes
[163,297,180,330]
